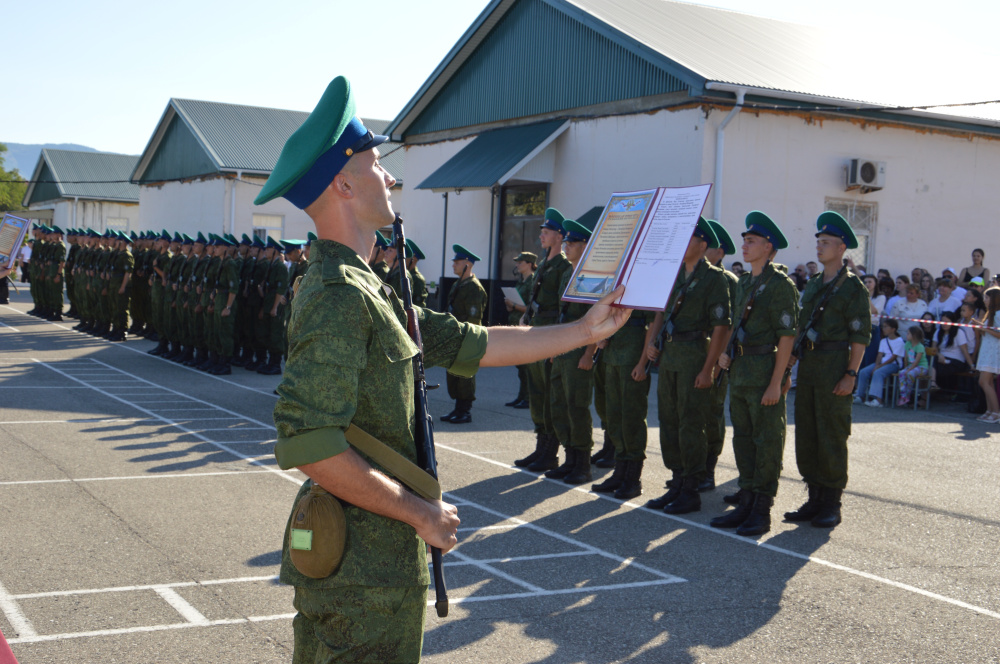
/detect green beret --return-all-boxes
[254,76,388,209]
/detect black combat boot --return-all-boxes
[177,345,195,364]
[544,448,575,480]
[49,309,64,322]
[810,488,843,528]
[736,493,773,537]
[440,403,459,422]
[148,338,169,356]
[257,352,282,375]
[664,476,702,514]
[66,306,79,319]
[146,330,159,342]
[162,342,181,360]
[526,434,559,472]
[230,347,251,367]
[450,400,473,424]
[613,459,643,500]
[246,349,265,371]
[563,449,593,485]
[698,455,719,492]
[783,484,822,522]
[710,489,754,529]
[644,470,682,510]
[723,488,745,505]
[591,460,627,493]
[107,327,126,342]
[590,437,616,468]
[210,356,233,375]
[514,433,546,467]
[194,350,214,370]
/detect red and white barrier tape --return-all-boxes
[878,314,999,331]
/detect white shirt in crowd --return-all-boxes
[890,298,929,337]
[879,335,906,364]
[937,326,974,364]
[927,295,963,320]
[870,294,886,326]
[19,245,31,263]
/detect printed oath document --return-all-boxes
[0,214,30,267]
[561,185,711,311]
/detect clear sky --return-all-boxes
[3,0,997,156]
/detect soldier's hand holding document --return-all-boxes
[561,185,712,311]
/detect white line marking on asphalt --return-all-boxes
[13,575,279,600]
[0,578,36,639]
[437,444,1000,622]
[447,549,545,593]
[0,418,149,425]
[6,613,297,645]
[154,587,210,625]
[456,525,519,532]
[0,470,274,486]
[0,386,91,389]
[0,320,20,332]
[444,579,683,606]
[32,359,300,488]
[445,551,596,566]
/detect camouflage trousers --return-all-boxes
[527,359,554,435]
[292,585,426,663]
[793,381,852,490]
[446,373,476,401]
[603,363,650,461]
[214,293,236,357]
[729,385,786,497]
[706,372,728,460]
[549,351,594,452]
[657,364,712,481]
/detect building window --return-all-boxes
[499,185,548,277]
[252,214,283,242]
[105,217,129,233]
[824,198,877,272]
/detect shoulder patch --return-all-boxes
[713,304,725,320]
[850,318,862,331]
[780,311,793,328]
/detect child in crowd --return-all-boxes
[856,319,904,407]
[975,287,1000,423]
[898,326,929,407]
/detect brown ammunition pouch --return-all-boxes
[287,424,442,579]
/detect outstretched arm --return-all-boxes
[480,286,632,367]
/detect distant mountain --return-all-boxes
[1,143,99,175]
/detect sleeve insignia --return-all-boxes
[780,312,793,328]
[850,318,862,331]
[713,304,724,319]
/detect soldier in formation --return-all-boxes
[440,244,488,424]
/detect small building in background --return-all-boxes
[131,98,403,242]
[387,0,1000,322]
[21,149,140,231]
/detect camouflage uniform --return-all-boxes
[409,266,428,307]
[656,259,730,484]
[707,266,738,467]
[445,274,487,403]
[794,271,871,490]
[549,269,594,454]
[728,263,799,498]
[510,274,533,403]
[273,240,487,663]
[526,252,572,435]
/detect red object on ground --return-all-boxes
[0,628,18,664]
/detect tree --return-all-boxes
[0,143,27,212]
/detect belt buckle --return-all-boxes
[804,340,815,352]
[735,344,744,357]
[663,332,672,343]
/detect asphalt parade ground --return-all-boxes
[1,289,999,663]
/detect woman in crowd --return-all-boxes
[919,274,936,303]
[877,268,891,283]
[919,312,938,348]
[862,274,885,368]
[885,275,910,316]
[975,287,1000,423]
[932,310,975,394]
[962,289,986,321]
[856,318,904,407]
[890,283,928,338]
[959,248,990,287]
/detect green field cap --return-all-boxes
[692,217,720,249]
[405,238,426,260]
[706,219,735,255]
[541,207,566,235]
[452,244,481,262]
[742,211,788,250]
[255,76,388,209]
[815,211,859,250]
[562,219,591,243]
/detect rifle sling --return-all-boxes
[345,424,443,503]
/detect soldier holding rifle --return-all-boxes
[258,76,631,663]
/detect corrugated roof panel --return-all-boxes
[26,160,62,205]
[417,120,565,190]
[408,0,688,136]
[31,149,139,203]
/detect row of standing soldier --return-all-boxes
[509,207,870,536]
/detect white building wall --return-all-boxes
[28,199,139,232]
[714,110,1000,278]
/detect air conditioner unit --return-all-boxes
[846,159,886,192]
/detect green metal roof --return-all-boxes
[133,98,405,183]
[389,0,1000,139]
[575,205,604,230]
[23,149,140,206]
[417,119,567,190]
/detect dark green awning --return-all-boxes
[416,119,568,191]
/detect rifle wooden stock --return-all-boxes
[392,214,449,618]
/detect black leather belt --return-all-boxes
[663,330,707,343]
[734,343,776,356]
[802,340,850,352]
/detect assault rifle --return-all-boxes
[643,268,697,375]
[714,260,773,387]
[393,213,449,618]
